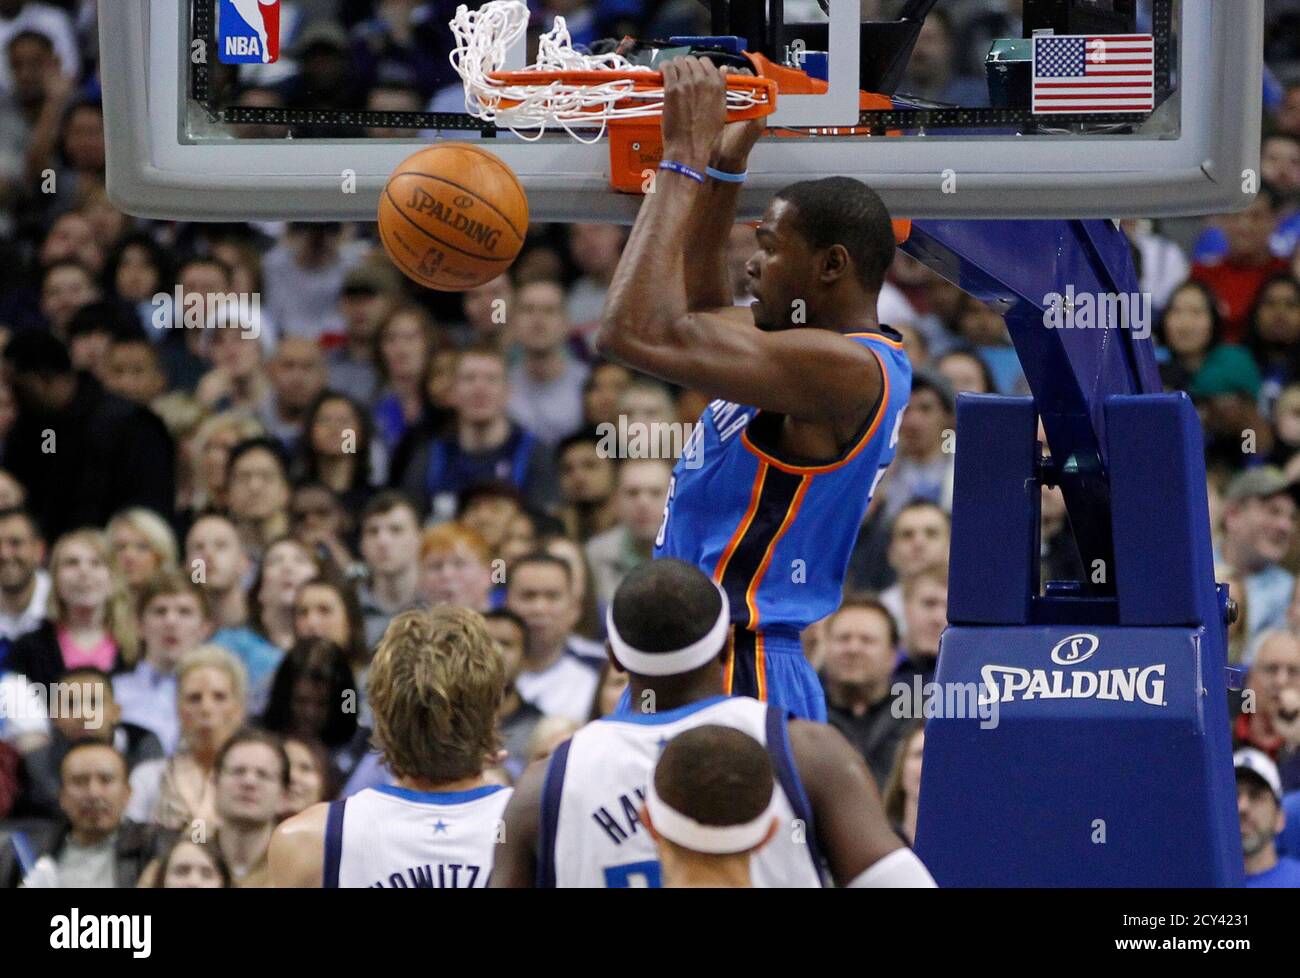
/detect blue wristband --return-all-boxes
[706,165,748,184]
[658,160,706,184]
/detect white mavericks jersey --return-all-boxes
[539,695,826,888]
[325,784,512,888]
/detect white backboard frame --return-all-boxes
[101,0,1262,222]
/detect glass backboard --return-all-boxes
[100,0,1262,222]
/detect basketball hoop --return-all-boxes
[449,1,778,191]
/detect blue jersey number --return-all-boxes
[603,860,662,888]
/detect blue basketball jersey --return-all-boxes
[654,328,912,704]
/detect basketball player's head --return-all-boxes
[368,606,504,785]
[642,725,778,887]
[606,558,729,705]
[748,177,895,332]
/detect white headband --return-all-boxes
[644,778,777,855]
[606,583,731,676]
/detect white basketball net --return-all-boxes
[449,0,766,143]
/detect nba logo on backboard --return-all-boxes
[217,0,280,64]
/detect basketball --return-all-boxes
[377,143,529,292]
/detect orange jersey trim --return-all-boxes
[740,346,892,475]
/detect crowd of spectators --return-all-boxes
[0,0,1297,888]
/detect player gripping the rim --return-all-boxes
[596,56,913,722]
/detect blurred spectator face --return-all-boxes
[1163,285,1215,356]
[259,540,316,610]
[559,439,615,505]
[461,495,520,553]
[179,260,231,301]
[290,485,348,550]
[290,671,332,737]
[380,311,429,384]
[616,460,671,544]
[427,348,458,409]
[1252,278,1300,346]
[1246,632,1300,727]
[41,214,103,274]
[160,842,225,888]
[142,592,210,671]
[499,512,537,566]
[568,223,623,280]
[544,536,589,606]
[293,583,350,647]
[41,263,99,332]
[925,277,965,327]
[595,666,629,716]
[507,561,578,651]
[1261,136,1300,195]
[179,665,244,748]
[104,341,166,404]
[52,672,117,743]
[888,506,950,578]
[618,383,675,431]
[282,740,325,816]
[54,537,111,612]
[0,511,42,595]
[1223,493,1297,567]
[229,447,290,523]
[906,16,952,87]
[937,351,989,394]
[215,741,284,828]
[70,326,113,377]
[899,388,949,459]
[231,87,288,139]
[1041,483,1068,538]
[462,275,512,342]
[958,300,1008,346]
[8,32,55,106]
[339,287,389,346]
[902,730,925,802]
[485,616,526,686]
[187,517,251,591]
[365,85,423,139]
[271,338,327,413]
[1275,387,1300,450]
[114,243,162,302]
[209,327,263,379]
[823,607,897,688]
[109,521,161,588]
[894,322,929,370]
[0,469,20,509]
[361,504,421,576]
[727,224,758,299]
[451,352,508,425]
[584,362,631,425]
[310,396,361,459]
[903,577,948,657]
[1238,772,1283,860]
[513,281,569,354]
[421,539,492,608]
[59,745,130,843]
[1223,195,1277,263]
[63,104,105,171]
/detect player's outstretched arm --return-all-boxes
[268,801,329,888]
[788,720,936,888]
[597,62,880,423]
[492,759,546,888]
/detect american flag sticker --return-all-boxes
[1031,34,1155,114]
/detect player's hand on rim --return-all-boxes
[661,56,728,170]
[715,65,766,172]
